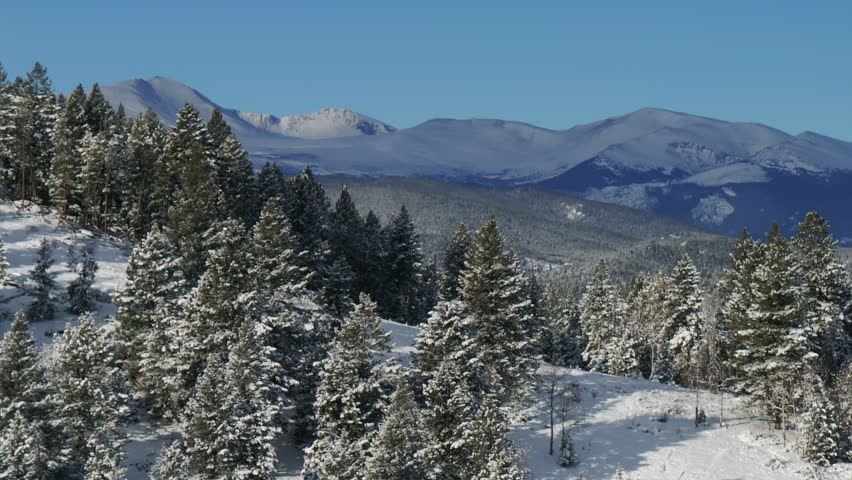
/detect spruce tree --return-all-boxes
[461,216,537,405]
[303,294,391,480]
[0,411,51,480]
[49,84,87,218]
[124,108,167,237]
[361,210,387,302]
[0,236,8,285]
[255,161,287,207]
[114,226,185,381]
[364,377,429,480]
[319,256,355,318]
[217,134,257,225]
[252,198,309,297]
[664,254,704,385]
[721,229,763,387]
[67,245,99,314]
[0,62,15,196]
[800,372,841,466]
[579,259,622,374]
[206,107,232,147]
[330,186,366,294]
[25,238,55,321]
[792,212,852,374]
[51,314,128,477]
[19,62,56,204]
[462,395,528,480]
[381,205,426,324]
[413,300,473,383]
[284,167,331,283]
[0,313,51,424]
[441,222,473,301]
[84,83,113,135]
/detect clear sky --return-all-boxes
[1,1,850,140]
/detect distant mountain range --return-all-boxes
[100,77,852,243]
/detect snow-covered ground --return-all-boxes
[2,203,849,479]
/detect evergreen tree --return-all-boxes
[0,62,15,196]
[15,63,56,203]
[49,84,87,218]
[330,186,366,294]
[217,134,257,225]
[364,377,429,480]
[81,126,126,231]
[413,300,473,383]
[284,167,331,282]
[361,210,387,302]
[25,238,55,321]
[0,236,8,285]
[67,245,99,314]
[84,83,113,135]
[792,212,852,374]
[664,254,704,385]
[739,223,808,414]
[0,411,51,480]
[50,314,128,477]
[800,372,841,466]
[381,205,426,324]
[206,107,232,147]
[255,162,287,208]
[542,285,583,368]
[461,216,537,405]
[114,227,185,381]
[579,259,622,374]
[441,222,473,301]
[721,229,763,387]
[252,198,309,297]
[462,395,528,480]
[83,428,127,480]
[319,256,355,318]
[303,294,391,480]
[123,108,167,238]
[0,313,51,425]
[174,219,256,395]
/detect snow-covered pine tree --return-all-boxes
[721,229,763,387]
[84,83,113,136]
[252,198,309,297]
[739,223,808,414]
[25,238,56,321]
[608,329,642,378]
[217,134,257,226]
[284,167,332,283]
[114,226,185,382]
[0,313,52,424]
[413,300,472,383]
[0,410,51,480]
[330,186,367,295]
[361,210,387,303]
[364,376,429,480]
[50,313,128,477]
[462,395,529,480]
[558,427,576,467]
[83,427,127,480]
[302,294,391,480]
[123,108,167,238]
[799,371,841,466]
[206,108,232,147]
[792,212,852,375]
[0,62,15,196]
[664,254,704,386]
[461,216,537,405]
[542,285,583,368]
[255,161,287,208]
[579,259,622,374]
[66,244,98,314]
[49,83,87,219]
[80,123,126,231]
[16,63,56,204]
[0,236,8,285]
[381,205,428,324]
[320,256,355,318]
[174,219,256,395]
[441,222,473,301]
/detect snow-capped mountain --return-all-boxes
[239,108,395,139]
[100,78,852,242]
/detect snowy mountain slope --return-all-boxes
[100,77,393,140]
[239,107,396,139]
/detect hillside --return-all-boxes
[319,176,736,286]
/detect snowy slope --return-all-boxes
[239,107,396,139]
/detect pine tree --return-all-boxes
[284,167,331,283]
[722,229,763,387]
[217,134,257,225]
[558,427,576,467]
[361,210,387,302]
[49,84,87,218]
[255,162,287,208]
[206,107,232,147]
[67,245,99,314]
[542,285,583,368]
[25,238,55,321]
[799,372,840,466]
[664,254,704,385]
[303,294,391,480]
[0,313,51,424]
[580,259,622,374]
[739,223,808,413]
[83,428,127,480]
[381,205,426,324]
[0,236,8,285]
[15,63,56,203]
[123,108,167,238]
[413,300,472,383]
[174,219,256,395]
[792,212,852,374]
[0,411,51,480]
[461,216,537,405]
[84,83,113,136]
[330,186,366,295]
[114,227,185,381]
[51,314,128,477]
[252,198,309,297]
[441,222,473,301]
[319,256,355,318]
[462,395,529,480]
[0,62,15,196]
[364,377,429,480]
[81,125,126,231]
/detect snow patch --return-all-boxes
[691,195,735,226]
[562,203,585,221]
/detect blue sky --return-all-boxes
[2,1,850,140]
